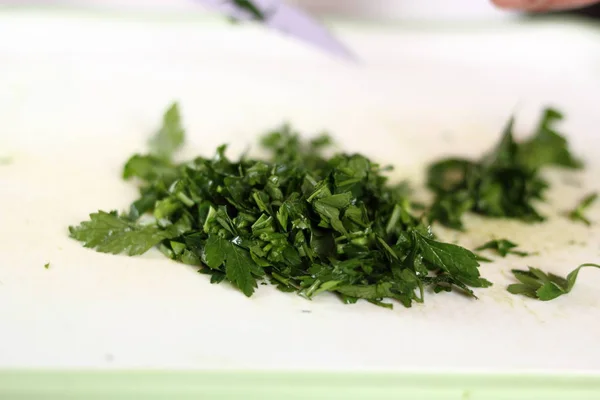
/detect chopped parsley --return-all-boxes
[69,103,596,307]
[70,103,491,308]
[427,108,582,230]
[476,239,530,258]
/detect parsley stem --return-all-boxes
[299,279,321,299]
[272,272,301,290]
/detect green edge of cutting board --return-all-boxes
[1,370,600,399]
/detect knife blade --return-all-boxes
[195,0,356,61]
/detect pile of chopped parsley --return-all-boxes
[69,103,597,307]
[427,108,582,230]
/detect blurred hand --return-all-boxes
[492,0,600,10]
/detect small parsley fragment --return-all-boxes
[70,103,491,308]
[44,263,50,269]
[427,108,582,230]
[507,263,600,301]
[474,253,493,263]
[476,239,529,258]
[567,192,597,226]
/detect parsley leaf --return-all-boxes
[203,234,228,269]
[69,211,179,256]
[518,108,582,170]
[476,239,529,258]
[507,263,600,301]
[567,192,597,226]
[203,234,261,297]
[417,233,491,288]
[224,242,260,297]
[148,102,184,161]
[122,154,178,183]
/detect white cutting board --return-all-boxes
[1,10,600,371]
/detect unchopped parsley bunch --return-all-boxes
[427,108,582,230]
[70,103,491,308]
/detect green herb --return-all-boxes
[517,108,583,170]
[148,102,185,161]
[69,210,184,256]
[70,103,491,308]
[427,109,581,230]
[44,263,50,269]
[508,263,600,301]
[567,192,597,226]
[473,253,493,263]
[476,239,529,258]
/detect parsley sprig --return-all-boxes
[508,264,600,301]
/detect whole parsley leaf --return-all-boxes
[508,263,600,301]
[203,234,261,296]
[69,211,178,256]
[417,233,491,288]
[224,243,260,297]
[203,234,228,269]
